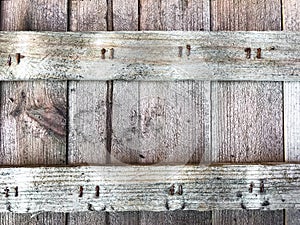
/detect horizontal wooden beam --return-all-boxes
[0,164,299,213]
[0,31,299,81]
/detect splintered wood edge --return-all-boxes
[0,31,299,81]
[0,164,299,213]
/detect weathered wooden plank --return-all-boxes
[0,164,299,213]
[109,212,139,225]
[0,81,67,165]
[113,0,138,31]
[212,210,284,225]
[0,31,300,81]
[211,81,283,163]
[0,212,66,225]
[67,212,106,225]
[0,0,67,31]
[283,0,300,31]
[69,0,107,31]
[111,81,210,164]
[68,81,107,165]
[285,209,300,225]
[211,0,281,31]
[140,0,210,31]
[140,211,212,225]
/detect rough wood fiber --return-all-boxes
[0,164,299,212]
[140,211,212,225]
[68,81,107,165]
[140,0,210,31]
[283,0,300,31]
[111,81,210,164]
[113,0,138,30]
[0,31,300,81]
[212,210,284,225]
[0,213,66,225]
[0,0,67,224]
[109,212,140,225]
[69,0,107,31]
[286,209,300,225]
[212,81,283,163]
[0,0,67,31]
[67,212,106,225]
[211,0,281,31]
[0,81,67,165]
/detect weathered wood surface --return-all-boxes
[111,81,210,164]
[0,31,300,81]
[113,0,138,31]
[211,81,283,163]
[140,0,210,31]
[283,0,300,31]
[0,164,299,213]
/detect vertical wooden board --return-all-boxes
[109,212,140,225]
[68,81,107,164]
[211,81,283,163]
[140,211,212,225]
[286,209,300,225]
[0,213,66,225]
[140,0,210,31]
[0,81,67,165]
[210,0,281,31]
[0,0,67,31]
[67,212,106,225]
[212,210,284,225]
[113,0,138,30]
[283,0,300,31]
[69,0,107,31]
[111,81,210,165]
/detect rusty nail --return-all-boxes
[186,44,191,56]
[79,186,83,197]
[260,180,264,193]
[109,48,114,59]
[95,185,100,197]
[178,46,183,57]
[16,53,21,64]
[244,48,251,59]
[169,184,175,195]
[101,48,106,59]
[256,48,262,59]
[177,184,183,195]
[7,55,11,66]
[249,182,254,193]
[14,186,18,197]
[4,187,9,197]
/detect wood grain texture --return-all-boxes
[0,164,299,212]
[285,209,300,225]
[283,0,300,31]
[140,211,212,225]
[67,212,106,225]
[0,212,66,225]
[69,0,107,31]
[0,0,67,31]
[212,210,284,225]
[211,0,281,31]
[0,81,67,165]
[68,81,107,164]
[113,0,138,31]
[0,31,300,81]
[212,81,283,163]
[0,1,67,223]
[140,0,210,31]
[284,82,300,162]
[111,81,210,164]
[109,212,139,225]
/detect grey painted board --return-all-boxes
[111,81,210,165]
[0,31,300,81]
[0,164,299,213]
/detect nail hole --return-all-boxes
[4,187,9,197]
[177,184,183,195]
[7,55,11,66]
[79,186,83,197]
[249,182,254,193]
[101,48,106,59]
[14,186,18,197]
[244,48,251,59]
[186,45,191,56]
[178,46,183,57]
[95,185,100,197]
[260,180,264,193]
